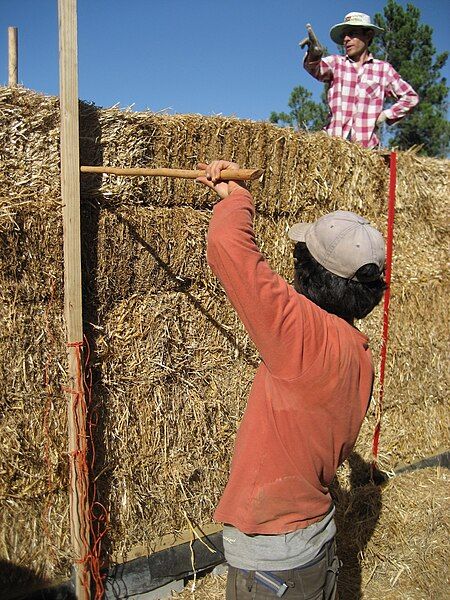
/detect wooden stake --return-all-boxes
[8,27,18,87]
[80,165,264,181]
[58,1,91,598]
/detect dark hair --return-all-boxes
[293,242,386,321]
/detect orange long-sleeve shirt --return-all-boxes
[207,188,374,535]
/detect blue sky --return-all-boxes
[1,0,449,121]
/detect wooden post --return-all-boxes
[8,27,18,86]
[58,1,91,598]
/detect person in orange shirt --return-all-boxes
[197,160,386,599]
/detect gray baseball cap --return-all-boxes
[288,210,385,280]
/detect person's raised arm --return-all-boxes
[197,161,317,378]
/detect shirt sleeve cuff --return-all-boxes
[383,108,396,121]
[212,188,254,217]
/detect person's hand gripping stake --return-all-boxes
[196,160,246,199]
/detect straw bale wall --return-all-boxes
[174,468,449,600]
[0,87,448,594]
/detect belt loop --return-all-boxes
[246,570,255,592]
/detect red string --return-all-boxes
[65,337,108,599]
[66,339,90,594]
[372,151,397,467]
[82,335,109,599]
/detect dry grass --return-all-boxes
[0,86,448,594]
[174,468,449,600]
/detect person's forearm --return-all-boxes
[304,53,322,77]
[384,88,419,123]
[384,70,419,123]
[303,54,332,82]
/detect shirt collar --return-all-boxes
[345,52,374,64]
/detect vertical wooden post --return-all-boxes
[8,26,18,86]
[58,1,91,598]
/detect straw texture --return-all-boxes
[174,468,449,600]
[0,87,448,595]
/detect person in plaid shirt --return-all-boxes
[300,12,419,148]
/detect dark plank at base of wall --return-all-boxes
[14,531,225,600]
[105,531,224,597]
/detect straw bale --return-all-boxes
[173,467,449,600]
[84,122,387,216]
[0,198,63,303]
[0,300,70,587]
[94,290,256,557]
[352,282,449,468]
[0,496,70,591]
[93,206,216,313]
[0,87,448,588]
[357,467,449,600]
[0,89,60,207]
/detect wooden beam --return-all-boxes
[112,523,223,564]
[8,27,18,86]
[106,531,225,597]
[57,1,91,598]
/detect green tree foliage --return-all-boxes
[372,0,449,156]
[269,85,328,132]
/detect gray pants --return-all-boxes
[226,540,340,600]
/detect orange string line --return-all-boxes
[65,337,108,599]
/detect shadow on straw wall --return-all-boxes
[0,558,74,600]
[103,207,260,369]
[79,101,114,569]
[0,560,48,600]
[332,453,385,600]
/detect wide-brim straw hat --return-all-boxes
[330,12,384,45]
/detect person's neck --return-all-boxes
[349,48,371,68]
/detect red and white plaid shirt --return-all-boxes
[304,54,419,148]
